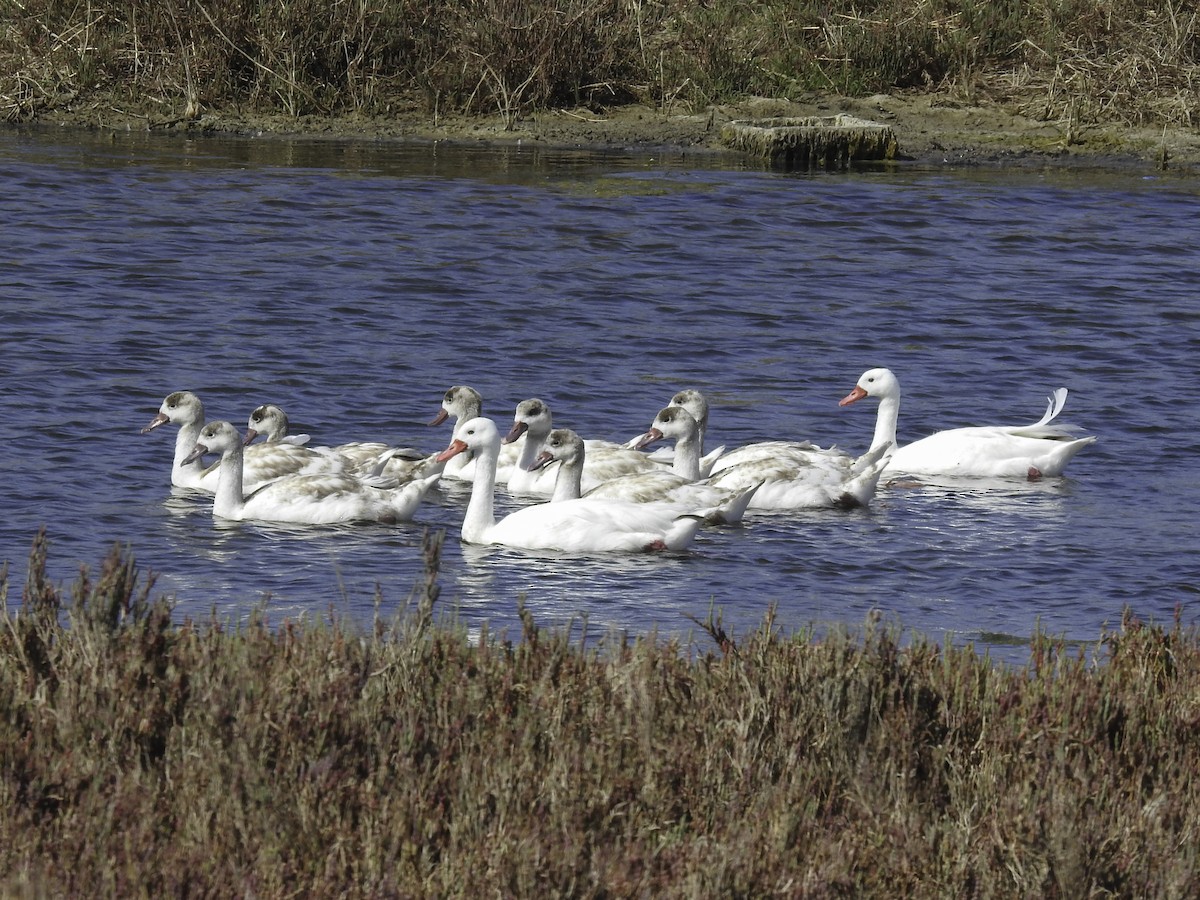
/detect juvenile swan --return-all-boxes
[185,421,440,524]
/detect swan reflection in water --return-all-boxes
[877,472,1077,519]
[453,540,695,636]
[156,497,436,622]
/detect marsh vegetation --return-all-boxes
[1,531,1197,895]
[3,0,1198,134]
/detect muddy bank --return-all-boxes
[23,90,1200,174]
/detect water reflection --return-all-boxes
[454,541,694,632]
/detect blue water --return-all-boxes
[3,128,1198,663]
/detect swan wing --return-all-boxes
[709,440,850,475]
[236,473,385,524]
[705,444,885,510]
[889,428,1096,478]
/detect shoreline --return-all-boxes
[17,90,1200,174]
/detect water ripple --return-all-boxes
[2,130,1198,663]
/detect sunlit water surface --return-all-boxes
[3,128,1198,664]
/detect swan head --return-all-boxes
[669,389,709,431]
[839,367,900,407]
[531,428,583,471]
[245,403,288,445]
[437,416,500,463]
[183,420,241,465]
[141,390,204,433]
[505,398,552,444]
[633,405,699,450]
[430,385,484,427]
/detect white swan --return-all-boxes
[534,427,758,525]
[428,385,519,482]
[503,398,663,495]
[184,421,440,524]
[839,367,1097,479]
[141,391,346,492]
[244,403,443,482]
[437,417,703,552]
[634,405,888,510]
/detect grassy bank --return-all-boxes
[1,531,1197,896]
[3,0,1197,133]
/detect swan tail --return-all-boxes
[1006,387,1098,441]
[698,445,726,478]
[1034,387,1069,427]
[700,482,762,525]
[659,515,704,551]
[841,446,890,507]
[388,472,442,519]
[1032,433,1098,476]
[850,441,892,476]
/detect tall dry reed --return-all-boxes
[2,0,1197,129]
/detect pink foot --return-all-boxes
[1027,466,1043,481]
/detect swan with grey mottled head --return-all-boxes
[184,421,440,524]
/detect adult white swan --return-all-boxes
[437,417,703,552]
[244,403,443,482]
[533,427,758,525]
[141,391,346,492]
[635,405,888,510]
[503,398,664,495]
[184,421,440,524]
[838,367,1097,479]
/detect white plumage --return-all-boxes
[438,417,703,552]
[839,367,1096,479]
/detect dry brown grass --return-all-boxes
[2,0,1198,131]
[2,531,1198,896]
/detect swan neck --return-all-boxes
[872,394,901,454]
[671,431,702,481]
[551,456,584,502]
[462,441,499,542]
[212,443,247,518]
[514,431,542,472]
[172,418,205,478]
